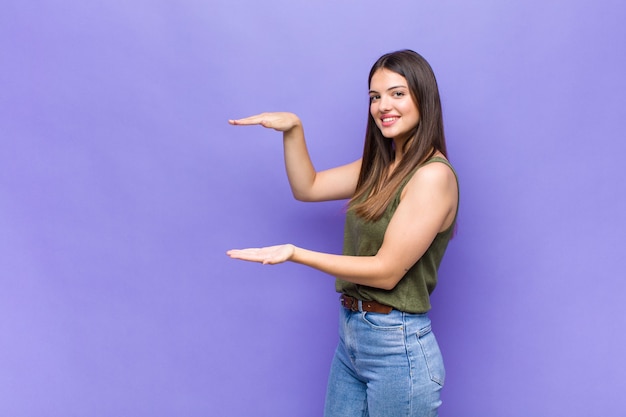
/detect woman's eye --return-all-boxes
[393,91,405,97]
[369,95,380,102]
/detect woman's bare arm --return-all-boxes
[229,112,361,202]
[227,162,458,290]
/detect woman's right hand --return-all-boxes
[228,112,301,132]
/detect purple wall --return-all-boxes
[2,0,625,415]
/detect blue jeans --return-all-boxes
[324,305,445,417]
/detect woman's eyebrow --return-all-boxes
[369,85,407,94]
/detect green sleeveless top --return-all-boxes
[335,157,458,314]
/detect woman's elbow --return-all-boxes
[372,265,404,291]
[378,276,402,291]
[292,190,314,202]
[372,272,403,291]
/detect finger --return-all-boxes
[226,248,258,257]
[226,248,266,263]
[228,114,267,126]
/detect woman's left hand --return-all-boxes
[227,244,296,265]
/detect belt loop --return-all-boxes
[357,299,363,312]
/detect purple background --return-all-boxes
[2,0,625,415]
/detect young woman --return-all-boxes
[227,49,459,417]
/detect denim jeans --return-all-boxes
[324,305,445,417]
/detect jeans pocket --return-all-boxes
[360,311,404,331]
[416,327,446,386]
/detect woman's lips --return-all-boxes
[380,116,399,127]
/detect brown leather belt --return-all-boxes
[340,294,393,314]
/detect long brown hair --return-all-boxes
[350,50,448,221]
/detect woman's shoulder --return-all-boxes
[409,153,454,179]
[413,160,454,184]
[401,154,457,197]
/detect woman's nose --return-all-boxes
[377,95,392,112]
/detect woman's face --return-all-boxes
[369,68,420,141]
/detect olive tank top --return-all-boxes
[335,157,458,313]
